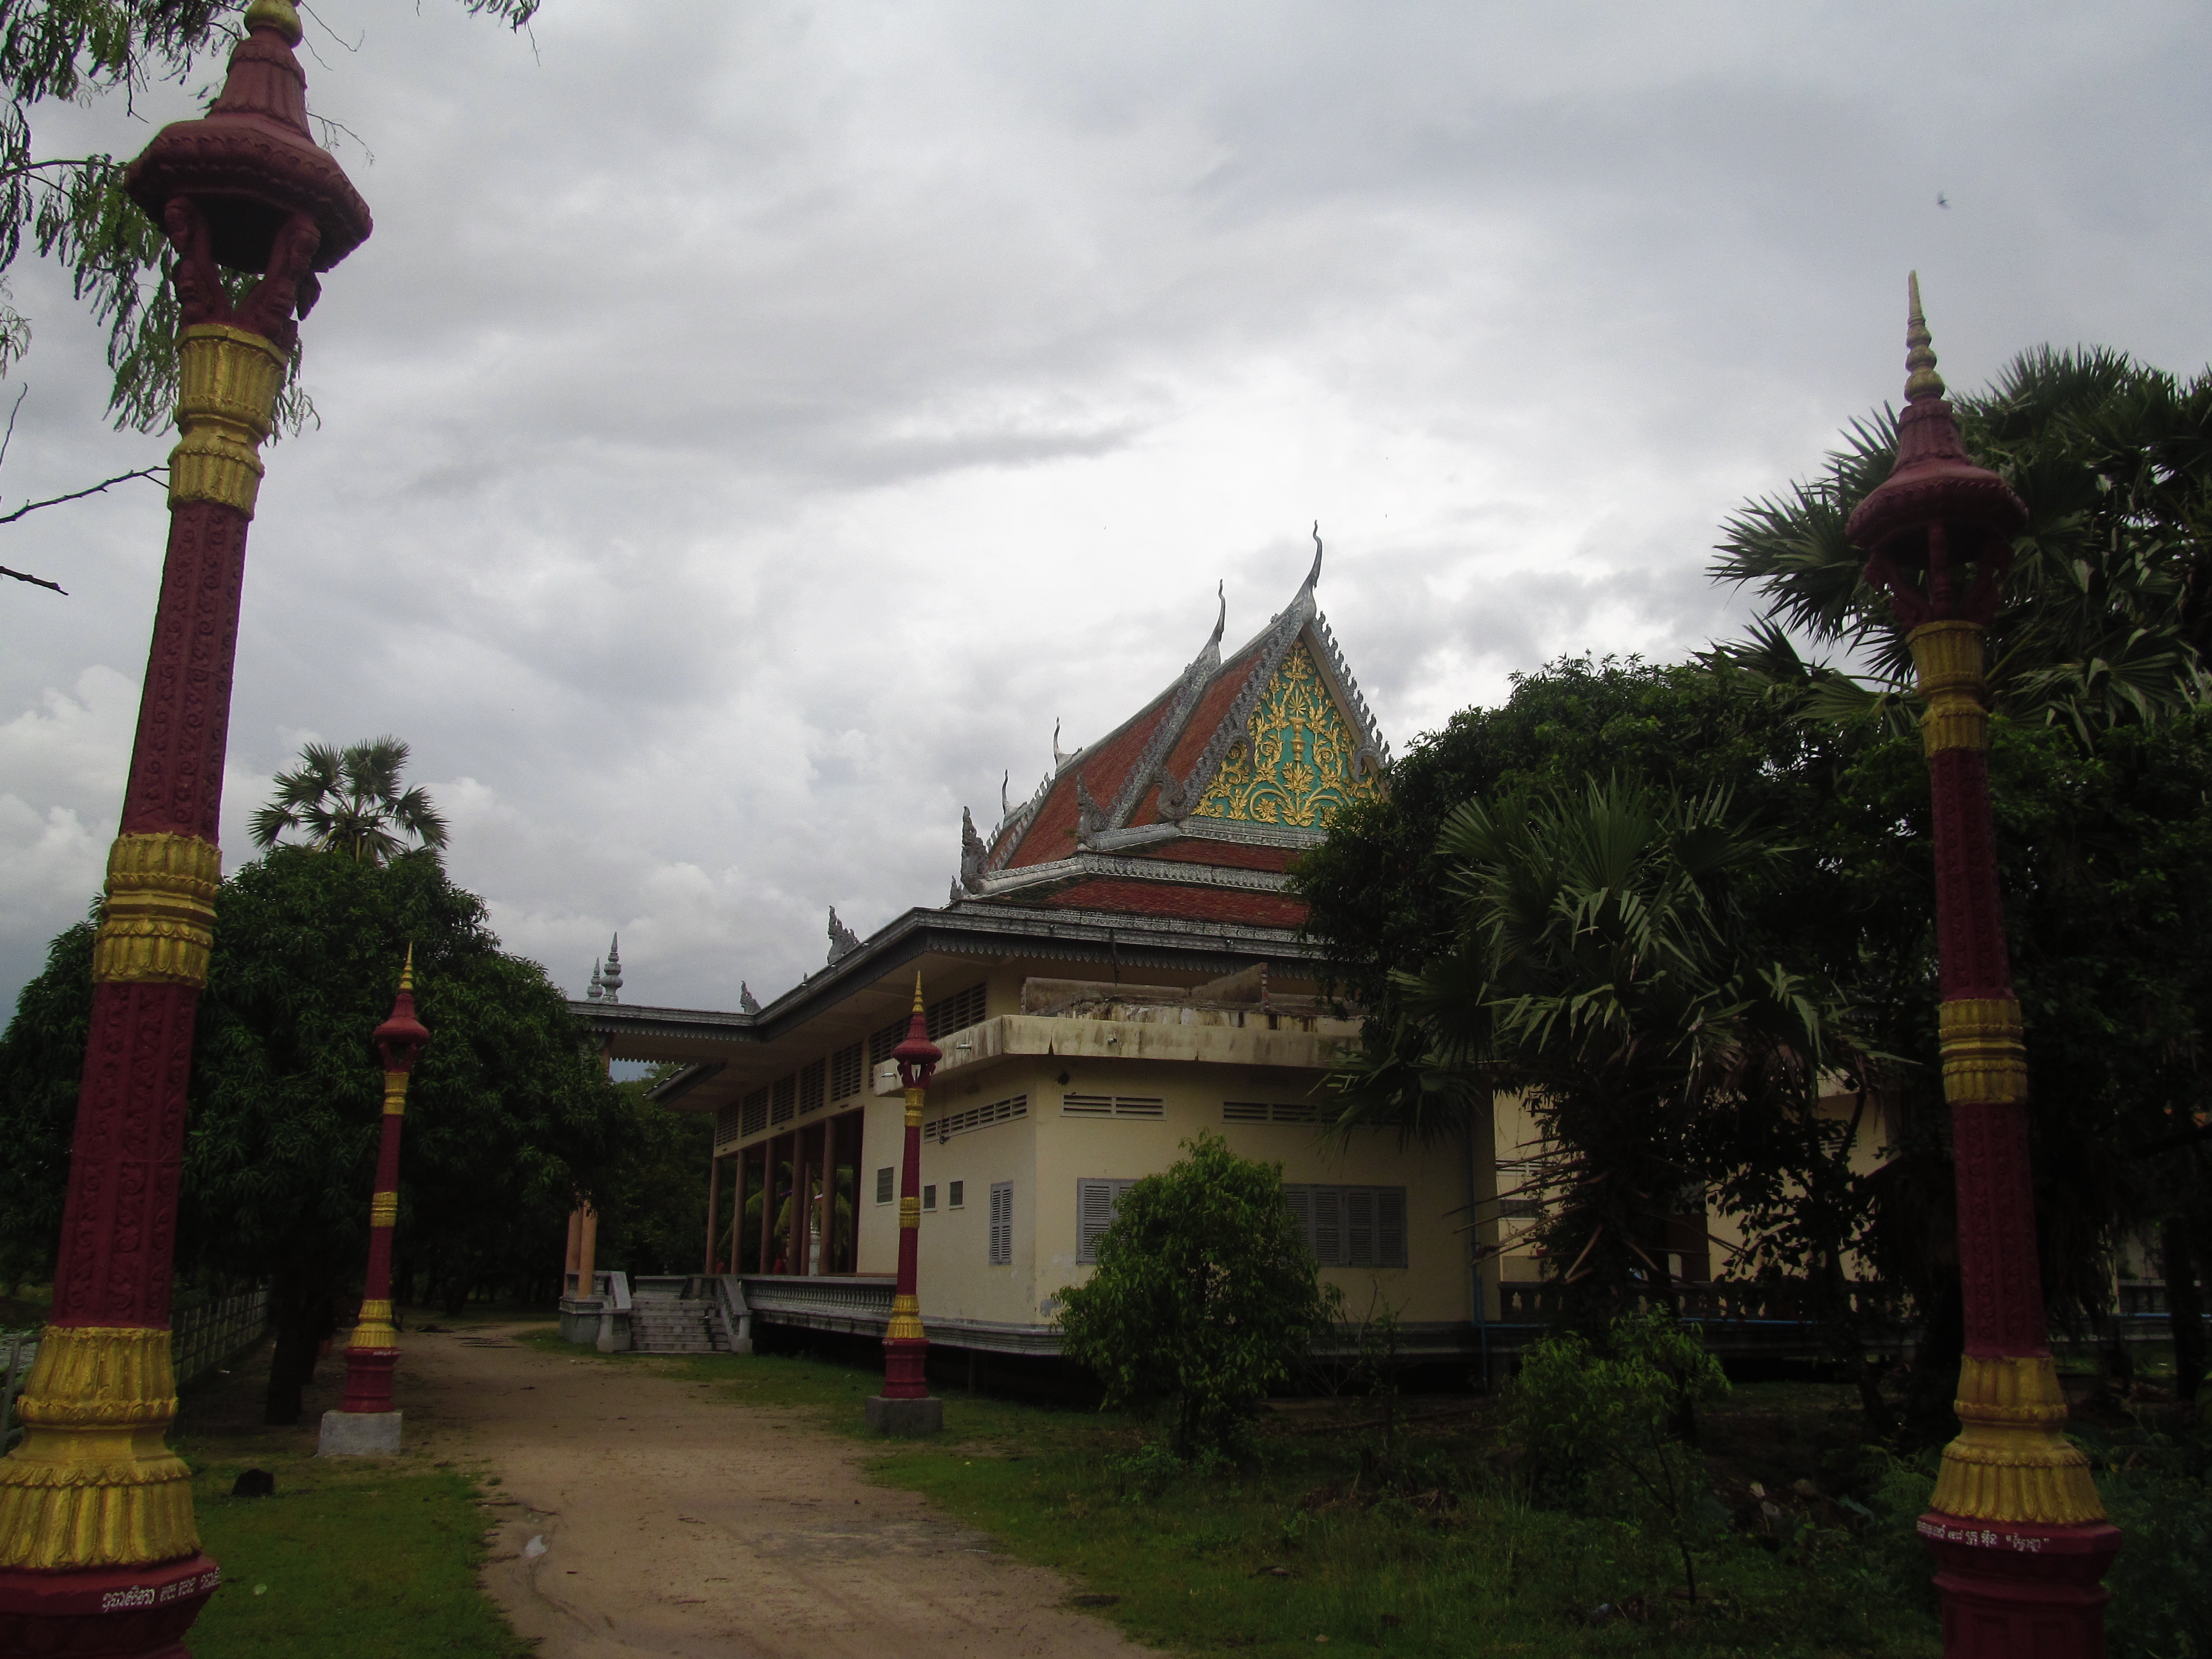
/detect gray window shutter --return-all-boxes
[1312,1187,1343,1267]
[990,1181,1013,1265]
[1345,1187,1376,1266]
[875,1166,893,1205]
[1378,1187,1407,1267]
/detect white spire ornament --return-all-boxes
[600,936,623,1003]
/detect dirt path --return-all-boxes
[396,1324,1139,1659]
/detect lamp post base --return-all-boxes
[318,1409,403,1457]
[1922,1513,2120,1658]
[864,1395,943,1436]
[0,1552,219,1658]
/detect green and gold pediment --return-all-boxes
[1189,639,1379,828]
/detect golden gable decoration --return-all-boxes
[1191,640,1380,828]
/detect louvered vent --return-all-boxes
[739,1088,769,1137]
[926,982,987,1039]
[1223,1101,1318,1124]
[1283,1184,1407,1268]
[799,1059,826,1115]
[1062,1094,1164,1119]
[831,1043,864,1100]
[770,1074,796,1125]
[927,1094,1028,1145]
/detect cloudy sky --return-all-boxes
[3,0,2207,1017]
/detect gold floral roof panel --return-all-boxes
[1189,639,1380,828]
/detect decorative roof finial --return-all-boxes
[1053,718,1068,769]
[739,982,761,1015]
[587,959,603,1001]
[600,935,623,1003]
[399,941,414,993]
[243,0,304,46]
[1905,271,1945,404]
[1304,522,1324,591]
[1001,769,1011,821]
[1208,580,1226,650]
[826,906,862,965]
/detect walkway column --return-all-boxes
[322,952,430,1455]
[1846,276,2119,1657]
[704,1152,722,1275]
[868,977,942,1434]
[0,6,369,1652]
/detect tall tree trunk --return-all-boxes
[1901,1275,1964,1450]
[2162,1218,2204,1404]
[263,1280,332,1426]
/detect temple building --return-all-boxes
[571,547,1506,1363]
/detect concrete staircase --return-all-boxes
[626,1279,746,1356]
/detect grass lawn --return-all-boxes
[179,1454,530,1659]
[170,1329,535,1659]
[551,1335,1941,1658]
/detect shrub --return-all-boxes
[1507,1310,1732,1603]
[1055,1133,1341,1461]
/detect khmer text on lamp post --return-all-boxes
[321,953,431,1456]
[0,4,369,1651]
[1845,276,2120,1657]
[867,977,945,1434]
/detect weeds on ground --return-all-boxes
[635,1342,1940,1657]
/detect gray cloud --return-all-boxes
[5,0,2208,1011]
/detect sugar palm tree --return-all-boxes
[1710,345,2212,745]
[249,737,450,865]
[1329,777,1854,1326]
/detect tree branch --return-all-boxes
[1,562,65,593]
[0,464,166,527]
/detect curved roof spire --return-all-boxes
[1208,580,1226,651]
[1303,521,1323,594]
[1904,271,1946,404]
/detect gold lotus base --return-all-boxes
[0,1327,197,1570]
[1930,1354,2105,1525]
[167,324,285,517]
[91,833,221,988]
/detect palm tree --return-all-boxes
[1329,778,1853,1326]
[249,737,450,865]
[1710,346,2212,745]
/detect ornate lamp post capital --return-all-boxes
[1846,274,2028,631]
[1847,275,2119,1659]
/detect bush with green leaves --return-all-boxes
[1055,1133,1341,1462]
[1508,1310,1732,1604]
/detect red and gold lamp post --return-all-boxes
[321,954,430,1455]
[867,977,944,1434]
[1846,276,2119,1657]
[0,3,368,1651]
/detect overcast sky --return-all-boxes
[3,0,2208,1017]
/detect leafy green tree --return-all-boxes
[0,846,633,1422]
[0,0,541,433]
[1055,1133,1341,1461]
[1509,1310,1732,1604]
[589,1067,712,1279]
[249,736,450,863]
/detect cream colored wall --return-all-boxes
[1486,1086,1894,1293]
[1018,1054,1470,1328]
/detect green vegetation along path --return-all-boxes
[407,1324,1139,1658]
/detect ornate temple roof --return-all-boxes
[956,535,1389,926]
